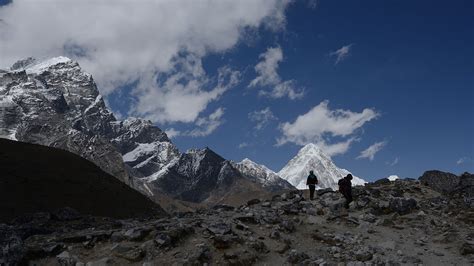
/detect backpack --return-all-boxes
[338,178,346,193]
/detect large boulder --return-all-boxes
[419,170,460,194]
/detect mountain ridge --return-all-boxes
[0,56,293,205]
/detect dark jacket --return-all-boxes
[306,173,318,186]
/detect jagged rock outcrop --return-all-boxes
[419,170,473,207]
[0,57,130,183]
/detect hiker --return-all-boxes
[338,174,353,209]
[306,170,318,200]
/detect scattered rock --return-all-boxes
[111,244,144,262]
[460,241,474,255]
[213,234,233,249]
[355,247,373,262]
[56,251,78,266]
[389,197,417,215]
[287,249,310,264]
[206,222,232,235]
[86,257,113,266]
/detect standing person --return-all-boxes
[306,170,318,200]
[338,174,353,209]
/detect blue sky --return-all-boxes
[166,0,474,180]
[1,0,473,181]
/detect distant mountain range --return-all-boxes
[0,57,365,205]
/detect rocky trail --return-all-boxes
[2,178,473,265]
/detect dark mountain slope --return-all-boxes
[0,138,166,222]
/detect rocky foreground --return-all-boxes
[2,176,473,265]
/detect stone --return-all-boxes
[389,198,417,215]
[247,199,261,206]
[234,215,258,224]
[206,222,232,235]
[86,258,113,266]
[281,220,296,233]
[317,188,334,196]
[461,241,474,255]
[124,227,151,241]
[419,170,460,194]
[56,251,78,266]
[355,247,373,262]
[213,235,233,249]
[212,204,235,211]
[269,229,281,240]
[111,244,144,262]
[287,249,310,264]
[248,240,268,253]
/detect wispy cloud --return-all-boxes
[357,141,387,161]
[187,107,225,137]
[238,142,249,149]
[164,107,225,138]
[277,100,379,156]
[249,46,304,100]
[457,157,473,165]
[249,107,277,130]
[329,43,354,65]
[386,157,399,166]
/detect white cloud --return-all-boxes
[168,107,225,138]
[188,107,225,137]
[249,46,304,99]
[277,100,378,156]
[329,44,353,65]
[0,0,291,124]
[457,157,473,165]
[357,141,387,161]
[249,107,277,130]
[165,128,181,139]
[238,142,249,149]
[130,55,239,124]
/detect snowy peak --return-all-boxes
[23,56,73,74]
[278,143,366,190]
[234,158,295,191]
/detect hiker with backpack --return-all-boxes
[306,170,319,200]
[338,174,353,209]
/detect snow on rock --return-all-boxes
[24,56,72,74]
[233,158,294,191]
[278,143,366,190]
[387,175,400,181]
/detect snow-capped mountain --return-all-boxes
[0,57,291,203]
[233,158,295,191]
[278,143,366,190]
[387,175,400,181]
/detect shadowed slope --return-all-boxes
[0,138,166,222]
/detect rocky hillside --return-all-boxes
[0,138,166,223]
[3,172,472,265]
[0,57,293,204]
